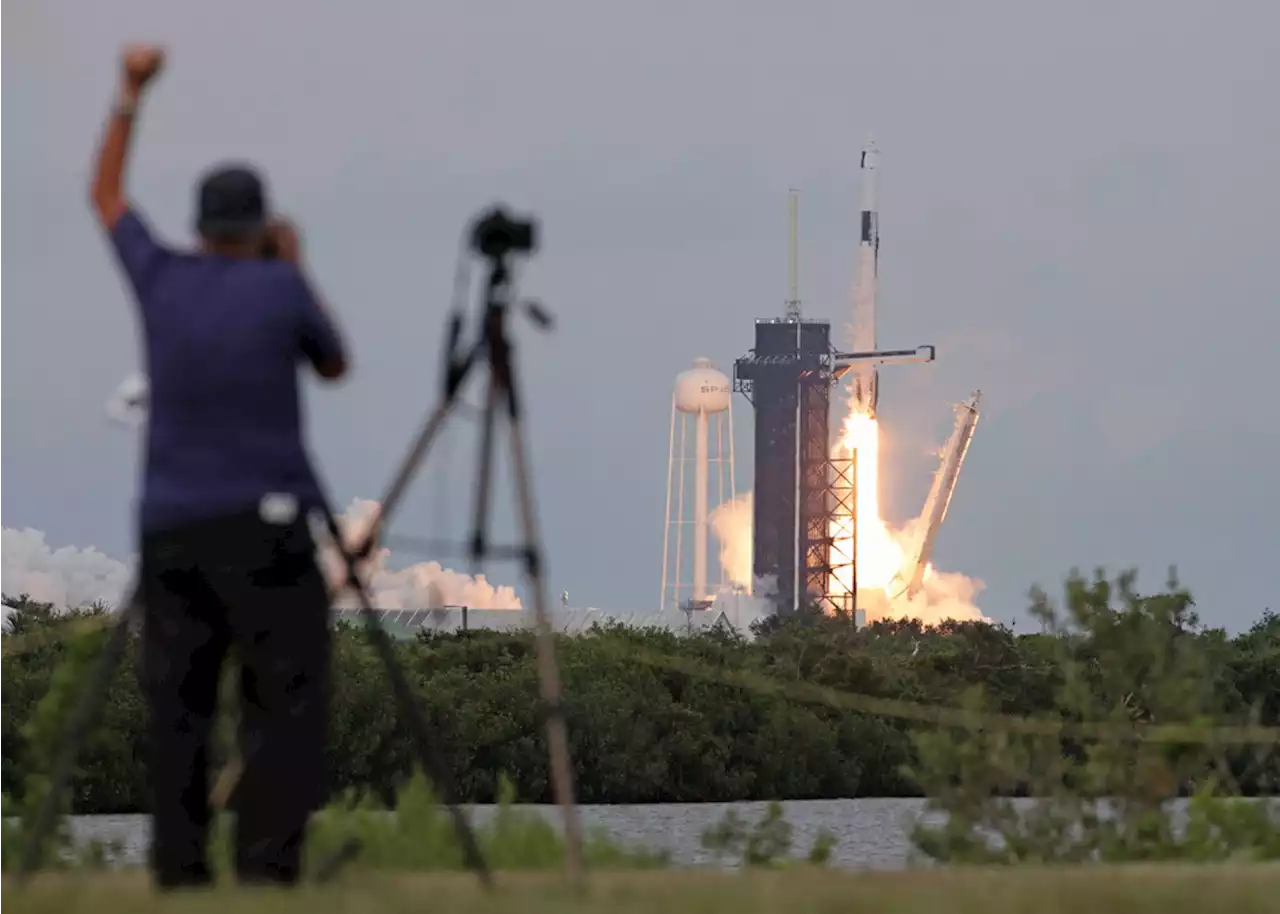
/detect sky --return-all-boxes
[4,0,1278,632]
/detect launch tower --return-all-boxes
[735,182,936,618]
[734,316,849,615]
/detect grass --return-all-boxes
[5,865,1280,914]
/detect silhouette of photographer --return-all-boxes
[91,43,349,891]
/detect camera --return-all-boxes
[470,207,538,260]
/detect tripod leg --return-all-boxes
[362,338,485,556]
[367,401,456,552]
[16,598,137,882]
[496,377,586,887]
[316,501,493,888]
[468,364,501,572]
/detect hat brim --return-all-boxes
[196,217,267,237]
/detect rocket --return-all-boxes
[849,137,880,416]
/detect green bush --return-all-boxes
[699,802,838,868]
[206,769,667,880]
[908,569,1280,865]
[1,599,129,872]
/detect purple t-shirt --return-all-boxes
[110,209,344,533]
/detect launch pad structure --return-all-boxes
[734,317,851,616]
[734,184,935,618]
[653,142,980,626]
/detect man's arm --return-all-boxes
[270,218,350,382]
[90,45,163,231]
[89,90,139,231]
[297,269,350,382]
[91,45,172,304]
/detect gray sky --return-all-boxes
[4,0,1278,631]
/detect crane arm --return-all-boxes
[831,345,935,379]
[900,390,982,597]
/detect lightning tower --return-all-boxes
[732,192,835,614]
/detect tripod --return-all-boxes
[307,206,583,885]
[354,207,586,885]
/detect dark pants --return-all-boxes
[138,509,331,889]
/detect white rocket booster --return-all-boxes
[850,137,880,416]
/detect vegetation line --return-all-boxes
[2,567,1277,878]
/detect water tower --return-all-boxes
[660,358,736,611]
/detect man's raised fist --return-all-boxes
[122,44,165,92]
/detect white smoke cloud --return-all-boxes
[881,517,988,624]
[710,492,754,592]
[2,496,521,629]
[1,527,134,610]
[316,498,521,610]
[905,566,986,621]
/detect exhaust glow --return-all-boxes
[826,401,986,624]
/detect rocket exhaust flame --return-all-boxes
[712,400,986,626]
[824,401,987,624]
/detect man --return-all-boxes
[90,44,349,890]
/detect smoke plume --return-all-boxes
[710,492,754,592]
[708,491,987,625]
[1,527,134,611]
[2,496,521,628]
[315,498,521,610]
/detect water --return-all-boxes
[70,798,933,870]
